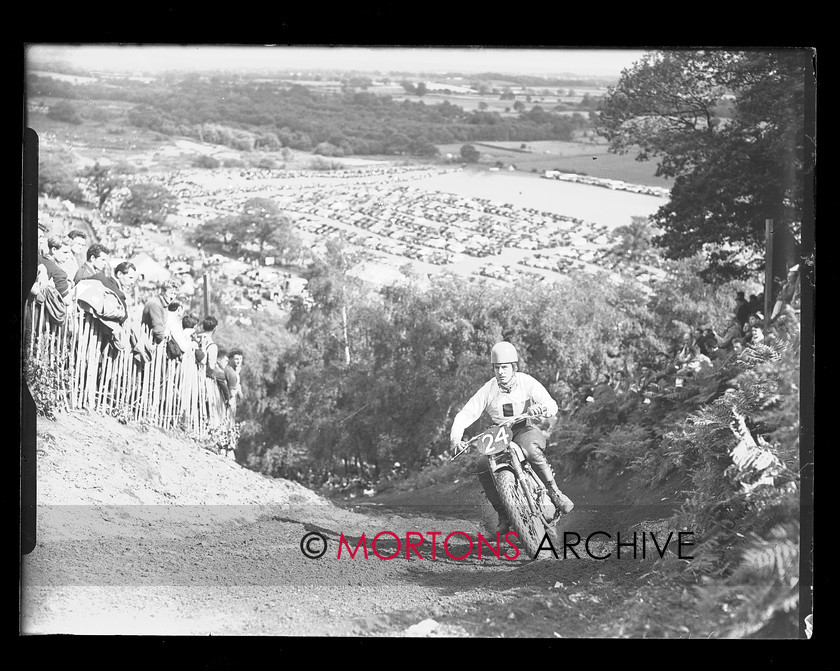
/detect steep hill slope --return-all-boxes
[27,410,376,543]
[21,408,695,637]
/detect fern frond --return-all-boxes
[730,522,800,586]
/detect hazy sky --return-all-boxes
[26,45,650,78]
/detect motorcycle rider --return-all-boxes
[449,341,574,534]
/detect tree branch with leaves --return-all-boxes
[596,49,810,282]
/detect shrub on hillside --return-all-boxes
[192,154,221,169]
[47,100,82,125]
[23,335,72,420]
[309,156,344,171]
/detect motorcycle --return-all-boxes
[452,413,562,559]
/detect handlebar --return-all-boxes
[450,412,534,461]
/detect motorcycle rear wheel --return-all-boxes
[495,468,544,559]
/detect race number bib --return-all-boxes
[477,425,513,455]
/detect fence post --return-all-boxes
[764,218,774,330]
[68,309,80,410]
[29,296,221,445]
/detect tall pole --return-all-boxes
[763,218,774,330]
[342,303,351,365]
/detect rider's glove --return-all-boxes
[527,403,548,417]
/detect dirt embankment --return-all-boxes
[22,410,694,637]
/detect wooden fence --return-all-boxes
[24,297,231,445]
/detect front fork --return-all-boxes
[491,446,549,524]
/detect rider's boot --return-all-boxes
[548,483,574,515]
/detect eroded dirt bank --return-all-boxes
[22,410,701,637]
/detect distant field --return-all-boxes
[28,93,667,189]
[436,140,670,188]
[390,85,606,115]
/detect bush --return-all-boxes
[314,141,344,157]
[47,100,82,125]
[23,334,72,420]
[309,157,344,171]
[460,144,480,163]
[192,154,221,169]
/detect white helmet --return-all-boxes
[490,341,519,365]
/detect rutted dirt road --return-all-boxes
[21,411,698,637]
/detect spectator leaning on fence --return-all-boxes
[90,261,138,325]
[67,229,88,268]
[181,312,199,340]
[142,279,180,344]
[195,316,220,372]
[39,236,73,302]
[164,300,193,359]
[74,243,111,283]
[52,235,80,282]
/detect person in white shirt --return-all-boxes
[165,300,193,357]
[449,341,574,534]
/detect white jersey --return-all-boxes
[449,373,558,444]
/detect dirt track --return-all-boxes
[21,411,700,637]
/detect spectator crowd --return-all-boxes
[30,226,247,445]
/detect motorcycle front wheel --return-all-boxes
[495,468,544,559]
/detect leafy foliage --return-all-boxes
[24,333,72,420]
[597,49,809,281]
[78,161,127,210]
[246,254,677,480]
[28,72,588,158]
[117,182,178,227]
[47,100,82,124]
[39,149,85,203]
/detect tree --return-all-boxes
[314,141,344,157]
[407,137,439,157]
[79,162,125,210]
[191,215,239,250]
[237,198,300,264]
[610,216,657,265]
[117,183,178,227]
[39,150,84,203]
[47,100,82,124]
[415,82,428,97]
[596,49,809,281]
[460,144,480,163]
